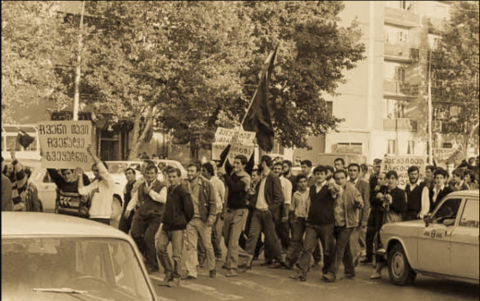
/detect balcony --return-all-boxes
[384,6,420,28]
[430,121,465,134]
[383,118,418,132]
[384,80,420,99]
[384,44,420,63]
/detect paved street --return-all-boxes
[149,259,479,301]
[150,221,478,301]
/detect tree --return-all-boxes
[79,1,256,159]
[1,1,69,123]
[436,1,479,156]
[235,1,365,149]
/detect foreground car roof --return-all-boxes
[445,190,479,198]
[2,212,128,238]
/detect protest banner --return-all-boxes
[381,155,427,188]
[212,127,255,162]
[38,121,94,170]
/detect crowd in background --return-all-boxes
[2,147,479,287]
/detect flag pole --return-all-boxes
[221,46,278,168]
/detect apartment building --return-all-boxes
[321,1,475,164]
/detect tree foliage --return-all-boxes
[1,1,69,123]
[436,1,479,146]
[236,2,365,149]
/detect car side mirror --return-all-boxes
[424,214,432,227]
[443,218,455,227]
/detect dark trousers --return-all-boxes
[326,226,355,279]
[245,209,282,262]
[286,217,306,265]
[365,226,377,261]
[131,209,162,270]
[274,204,290,253]
[298,223,335,276]
[118,209,134,234]
[241,207,264,259]
[91,218,110,225]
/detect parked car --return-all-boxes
[380,190,479,286]
[2,212,158,301]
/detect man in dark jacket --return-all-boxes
[429,168,453,213]
[183,163,217,279]
[221,155,252,277]
[157,168,194,287]
[243,155,286,269]
[2,157,13,211]
[118,168,137,234]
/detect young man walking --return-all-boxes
[157,168,194,287]
[184,164,217,279]
[272,162,292,255]
[285,174,310,270]
[202,162,225,261]
[347,163,370,266]
[291,166,340,281]
[323,170,364,283]
[243,155,286,269]
[127,164,167,274]
[118,168,137,234]
[221,155,252,277]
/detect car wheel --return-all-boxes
[387,243,416,286]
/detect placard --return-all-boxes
[381,155,427,188]
[214,127,255,146]
[38,121,94,170]
[212,127,255,162]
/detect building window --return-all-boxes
[428,34,442,51]
[407,140,415,154]
[394,66,406,83]
[326,101,333,116]
[385,26,409,44]
[387,139,396,155]
[271,140,284,155]
[386,99,406,119]
[386,1,415,11]
[335,142,363,154]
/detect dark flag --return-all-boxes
[17,130,34,149]
[243,46,278,152]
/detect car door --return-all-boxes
[32,168,57,212]
[417,197,462,275]
[449,198,479,280]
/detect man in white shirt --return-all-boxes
[77,145,115,225]
[404,166,430,221]
[272,162,293,254]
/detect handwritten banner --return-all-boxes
[381,155,427,188]
[214,127,255,145]
[212,127,255,162]
[38,121,94,170]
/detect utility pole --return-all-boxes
[427,50,433,164]
[73,1,86,121]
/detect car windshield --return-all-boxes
[108,163,129,174]
[2,237,155,301]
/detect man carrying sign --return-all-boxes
[76,145,115,225]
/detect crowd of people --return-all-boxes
[2,146,479,287]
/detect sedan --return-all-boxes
[380,190,479,285]
[2,212,158,301]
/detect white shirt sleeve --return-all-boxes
[149,186,167,203]
[283,180,292,205]
[78,180,98,196]
[126,191,138,211]
[419,186,430,218]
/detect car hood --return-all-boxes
[381,220,424,233]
